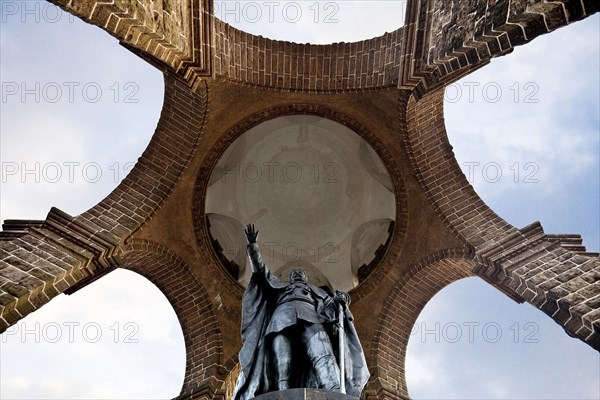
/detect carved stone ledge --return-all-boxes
[475,221,549,280]
[34,207,122,294]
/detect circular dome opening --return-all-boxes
[213,0,407,44]
[205,115,396,291]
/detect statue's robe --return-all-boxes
[232,243,370,399]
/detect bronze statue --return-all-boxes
[233,224,369,399]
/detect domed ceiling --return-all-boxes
[205,115,395,291]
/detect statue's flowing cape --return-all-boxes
[232,265,370,399]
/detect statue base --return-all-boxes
[253,388,358,400]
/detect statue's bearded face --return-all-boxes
[289,269,308,283]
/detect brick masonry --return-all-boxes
[400,0,600,97]
[367,249,474,399]
[403,89,600,350]
[0,208,120,331]
[1,1,598,399]
[127,81,466,397]
[49,0,213,79]
[212,19,403,91]
[80,76,208,238]
[0,75,208,333]
[122,240,225,399]
[48,1,599,94]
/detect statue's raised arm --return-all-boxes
[244,223,267,274]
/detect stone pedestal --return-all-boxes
[253,389,357,400]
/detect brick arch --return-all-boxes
[192,103,408,295]
[368,248,475,399]
[402,89,600,349]
[78,76,208,240]
[212,18,404,92]
[50,0,598,95]
[121,239,224,398]
[49,0,213,79]
[0,75,209,332]
[399,0,599,98]
[401,89,518,248]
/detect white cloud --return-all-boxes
[445,15,599,208]
[405,351,440,389]
[218,0,406,44]
[0,5,163,221]
[405,279,600,399]
[0,270,185,399]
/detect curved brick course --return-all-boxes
[368,249,474,399]
[122,240,224,397]
[402,89,600,350]
[0,76,208,333]
[213,19,403,92]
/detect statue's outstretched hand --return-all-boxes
[245,223,259,244]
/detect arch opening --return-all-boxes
[0,8,164,222]
[213,0,407,44]
[0,269,185,399]
[406,277,600,399]
[443,14,600,254]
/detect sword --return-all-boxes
[338,302,346,394]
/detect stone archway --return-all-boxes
[368,248,475,399]
[121,240,224,398]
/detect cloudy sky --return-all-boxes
[1,1,598,399]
